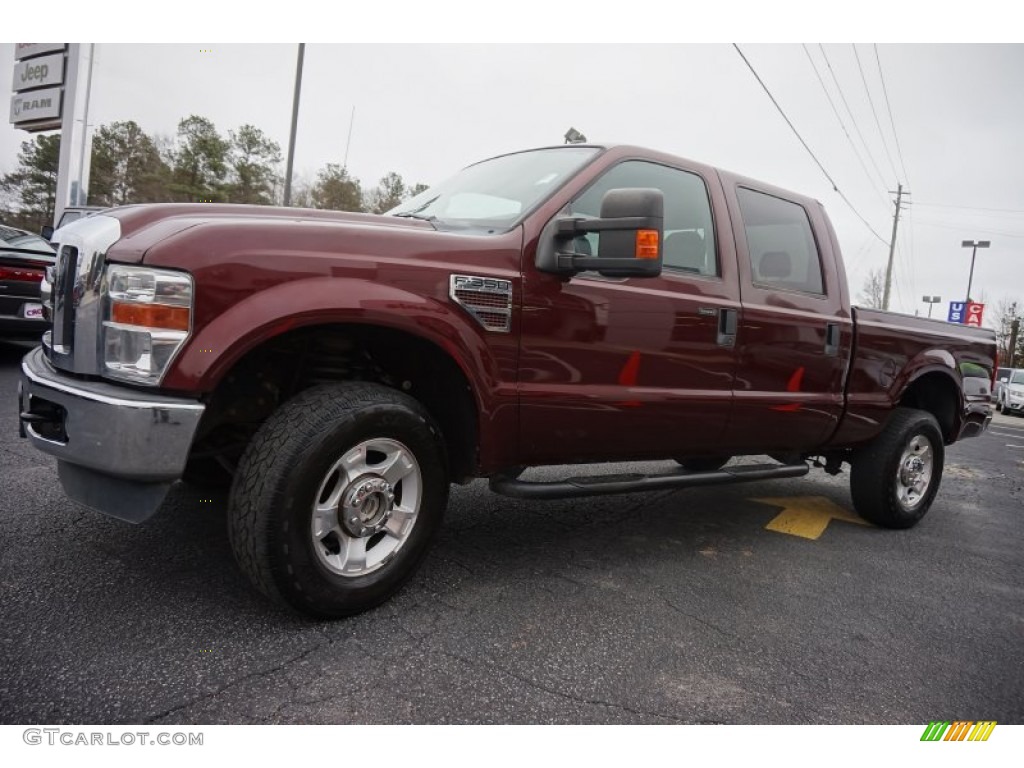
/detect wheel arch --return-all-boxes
[185,317,486,483]
[896,368,963,443]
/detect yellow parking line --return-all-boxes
[752,496,870,540]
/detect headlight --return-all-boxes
[102,265,193,384]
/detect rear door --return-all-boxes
[719,178,853,453]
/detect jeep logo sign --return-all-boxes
[11,53,65,93]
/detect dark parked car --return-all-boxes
[0,224,56,342]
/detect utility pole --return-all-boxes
[882,183,906,311]
[1009,302,1020,367]
[282,43,305,207]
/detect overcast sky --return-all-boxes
[3,37,1023,321]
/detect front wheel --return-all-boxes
[228,383,449,618]
[850,408,944,529]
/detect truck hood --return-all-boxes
[102,203,437,264]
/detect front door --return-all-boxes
[518,158,742,465]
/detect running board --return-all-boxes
[489,462,810,500]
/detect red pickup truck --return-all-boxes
[18,144,996,618]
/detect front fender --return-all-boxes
[162,276,503,413]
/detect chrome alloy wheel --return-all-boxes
[310,438,422,577]
[895,434,934,511]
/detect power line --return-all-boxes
[852,44,900,183]
[873,44,911,188]
[913,219,1024,239]
[802,44,889,209]
[846,234,877,276]
[819,44,889,192]
[732,44,889,246]
[914,202,1024,215]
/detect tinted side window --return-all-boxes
[736,188,824,295]
[570,161,718,277]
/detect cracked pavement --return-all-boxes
[1,343,1022,724]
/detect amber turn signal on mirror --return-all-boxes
[635,230,659,259]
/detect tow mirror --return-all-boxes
[40,225,54,241]
[540,188,664,278]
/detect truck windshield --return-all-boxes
[388,147,599,231]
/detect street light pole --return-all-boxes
[921,295,941,318]
[283,43,305,207]
[961,239,990,302]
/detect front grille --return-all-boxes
[40,214,122,374]
[51,245,79,353]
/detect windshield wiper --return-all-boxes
[392,211,439,229]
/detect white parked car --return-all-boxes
[998,369,1024,416]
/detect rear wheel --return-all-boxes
[228,382,449,618]
[850,408,943,529]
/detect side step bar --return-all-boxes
[489,462,810,500]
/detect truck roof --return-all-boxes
[478,143,826,212]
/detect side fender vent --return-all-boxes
[449,274,512,333]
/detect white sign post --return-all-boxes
[11,43,95,226]
[53,44,95,218]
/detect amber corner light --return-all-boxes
[111,302,190,331]
[635,230,659,260]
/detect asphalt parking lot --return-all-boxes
[1,341,1022,725]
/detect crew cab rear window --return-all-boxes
[570,161,718,277]
[736,188,825,296]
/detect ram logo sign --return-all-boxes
[9,88,62,124]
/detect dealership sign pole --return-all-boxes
[10,43,93,228]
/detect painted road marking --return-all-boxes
[1006,444,1024,449]
[991,430,1020,437]
[752,495,869,540]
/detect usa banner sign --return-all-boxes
[947,301,985,325]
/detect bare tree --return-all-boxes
[991,298,1022,366]
[858,268,885,309]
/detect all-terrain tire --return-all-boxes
[850,407,944,529]
[227,382,449,618]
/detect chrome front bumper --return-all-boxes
[18,346,205,522]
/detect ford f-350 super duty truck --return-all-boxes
[18,144,996,617]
